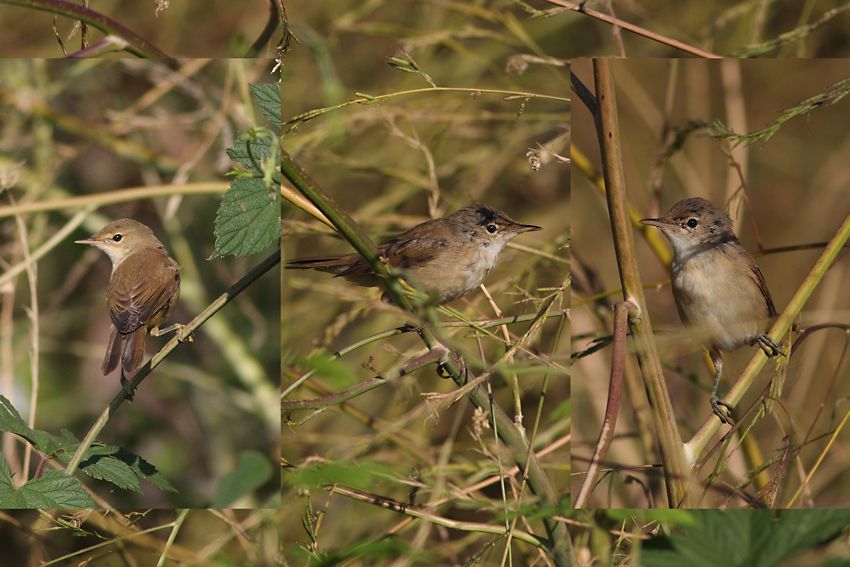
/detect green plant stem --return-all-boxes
[64,248,280,476]
[0,183,228,219]
[286,87,569,127]
[591,58,691,506]
[0,0,170,57]
[156,509,189,567]
[282,150,574,567]
[685,211,850,464]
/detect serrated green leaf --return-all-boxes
[0,456,94,508]
[211,177,280,258]
[226,128,279,181]
[78,454,141,493]
[250,83,281,126]
[641,510,850,567]
[122,450,178,493]
[53,436,176,494]
[212,450,273,507]
[747,509,850,567]
[0,395,59,454]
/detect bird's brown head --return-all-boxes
[75,219,165,267]
[450,204,542,248]
[640,198,736,256]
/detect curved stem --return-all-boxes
[1,0,171,58]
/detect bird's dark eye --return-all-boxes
[112,234,123,242]
[486,224,497,234]
[686,218,698,229]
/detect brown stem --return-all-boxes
[544,0,721,58]
[590,58,691,506]
[575,301,628,507]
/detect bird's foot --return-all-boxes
[120,374,136,401]
[176,324,193,343]
[710,394,735,424]
[756,334,785,357]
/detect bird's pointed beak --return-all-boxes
[75,238,96,245]
[516,223,542,233]
[639,217,669,228]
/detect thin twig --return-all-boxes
[544,0,722,58]
[0,207,95,289]
[10,195,40,484]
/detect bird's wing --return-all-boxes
[339,230,448,277]
[749,262,777,318]
[108,251,180,334]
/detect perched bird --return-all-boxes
[287,204,541,303]
[641,198,783,424]
[76,219,181,388]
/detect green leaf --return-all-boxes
[120,450,178,493]
[79,454,141,493]
[746,509,850,567]
[250,83,281,126]
[54,432,176,494]
[0,455,94,508]
[641,510,850,567]
[211,176,280,258]
[212,450,273,507]
[226,128,280,181]
[0,398,174,496]
[0,395,59,454]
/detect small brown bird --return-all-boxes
[641,198,783,424]
[76,219,181,387]
[287,204,542,303]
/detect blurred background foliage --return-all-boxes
[571,58,850,508]
[0,0,283,57]
[283,1,569,564]
[0,59,280,508]
[0,508,280,566]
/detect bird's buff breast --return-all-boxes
[408,239,504,302]
[671,248,767,350]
